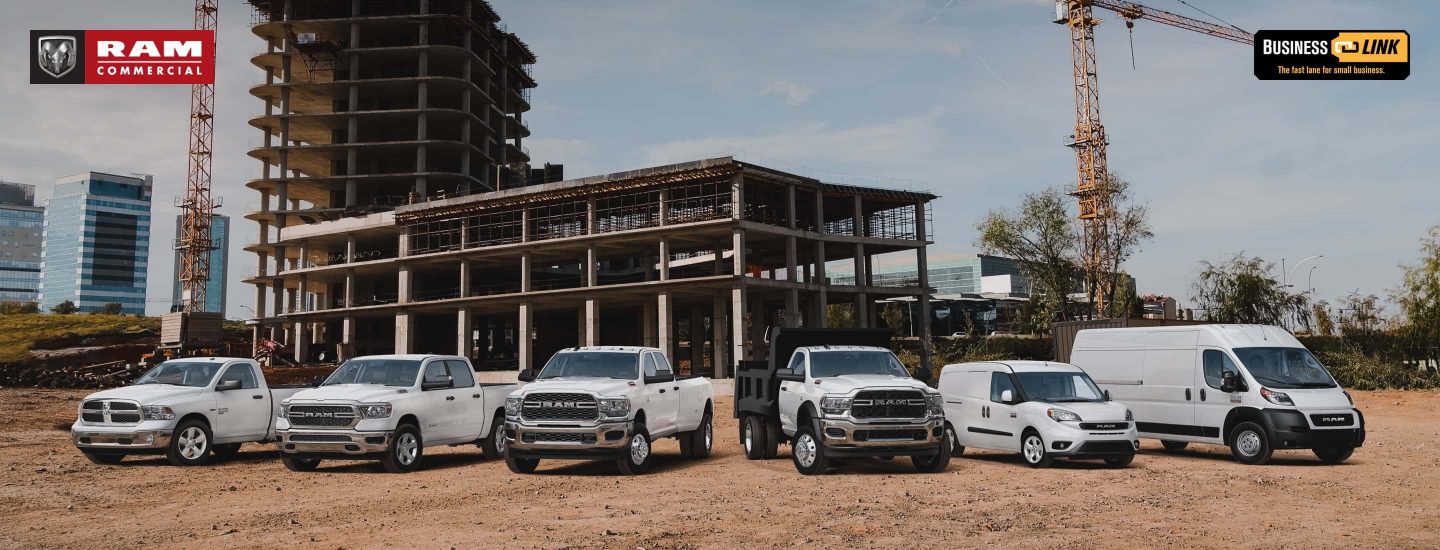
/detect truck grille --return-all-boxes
[289,434,353,442]
[522,432,595,444]
[287,405,357,428]
[80,399,142,425]
[522,393,599,422]
[850,390,927,419]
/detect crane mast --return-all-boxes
[1055,0,1252,315]
[177,0,219,312]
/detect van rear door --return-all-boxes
[1139,331,1199,438]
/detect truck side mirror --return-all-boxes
[517,369,536,383]
[422,375,453,391]
[310,375,325,387]
[1000,389,1014,404]
[1103,389,1111,401]
[216,379,241,391]
[1220,371,1241,393]
[913,366,933,383]
[643,374,674,385]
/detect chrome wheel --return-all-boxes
[946,426,959,454]
[178,426,207,460]
[1237,431,1262,457]
[794,433,817,468]
[1023,435,1044,464]
[629,433,650,465]
[395,432,419,465]
[703,421,713,450]
[743,424,754,454]
[494,430,507,457]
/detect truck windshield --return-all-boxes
[1015,371,1105,403]
[537,352,637,380]
[323,359,422,387]
[134,361,222,387]
[808,350,909,378]
[1233,347,1337,389]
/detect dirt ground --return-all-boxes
[1,389,1437,549]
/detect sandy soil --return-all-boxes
[1,388,1437,549]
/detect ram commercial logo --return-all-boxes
[30,29,215,85]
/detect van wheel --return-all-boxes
[281,455,321,472]
[1021,430,1053,468]
[166,419,213,466]
[505,453,539,474]
[381,424,423,473]
[946,423,965,456]
[912,428,953,473]
[741,416,766,460]
[83,452,125,465]
[481,415,506,460]
[616,425,654,475]
[1313,447,1354,464]
[1160,440,1189,452]
[1229,421,1273,465]
[791,424,830,475]
[1105,454,1135,467]
[679,413,713,458]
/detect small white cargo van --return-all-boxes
[1070,325,1364,465]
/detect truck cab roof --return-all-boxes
[555,346,663,354]
[797,345,890,353]
[347,354,467,361]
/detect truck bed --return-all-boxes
[734,328,894,419]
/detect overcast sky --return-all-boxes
[1,0,1434,319]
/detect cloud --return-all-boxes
[758,80,818,106]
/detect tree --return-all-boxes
[826,303,855,328]
[1391,225,1439,362]
[881,302,904,335]
[51,300,77,315]
[97,303,124,315]
[1337,292,1385,336]
[1311,300,1335,336]
[977,187,1080,329]
[1087,175,1154,318]
[1191,254,1308,325]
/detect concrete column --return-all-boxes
[657,291,672,362]
[343,269,355,308]
[272,279,284,315]
[786,183,797,229]
[345,236,357,263]
[915,202,932,370]
[712,296,728,377]
[341,315,356,360]
[731,171,744,220]
[587,197,597,234]
[728,287,746,376]
[689,305,704,374]
[518,302,533,371]
[295,322,309,363]
[585,246,597,287]
[855,293,870,328]
[395,313,413,354]
[398,264,411,304]
[658,188,668,226]
[585,299,599,346]
[853,194,865,237]
[521,208,530,242]
[254,284,267,318]
[854,242,868,288]
[642,302,657,347]
[786,235,800,325]
[520,253,531,292]
[732,229,745,276]
[815,239,827,328]
[457,308,472,357]
[658,238,670,280]
[459,259,471,297]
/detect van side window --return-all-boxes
[990,372,1017,403]
[1203,350,1240,390]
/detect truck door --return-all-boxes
[776,351,807,435]
[641,352,679,436]
[446,360,484,441]
[1194,349,1241,443]
[213,363,269,441]
[420,360,464,442]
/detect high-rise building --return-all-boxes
[171,213,229,314]
[39,172,152,314]
[0,181,43,303]
[830,254,1032,296]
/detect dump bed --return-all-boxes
[733,328,893,419]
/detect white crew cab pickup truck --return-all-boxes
[505,347,714,475]
[735,329,951,475]
[275,354,517,473]
[71,357,311,466]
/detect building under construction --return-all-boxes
[245,1,938,375]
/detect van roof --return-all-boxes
[1071,324,1303,350]
[941,360,1084,374]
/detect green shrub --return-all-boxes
[1316,345,1440,391]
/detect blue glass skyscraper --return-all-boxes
[39,172,152,314]
[0,182,43,303]
[171,213,229,314]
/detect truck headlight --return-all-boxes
[1046,408,1082,422]
[820,396,852,415]
[277,404,288,418]
[505,396,522,418]
[926,394,945,417]
[141,405,175,421]
[599,397,631,418]
[359,403,392,419]
[1260,387,1293,406]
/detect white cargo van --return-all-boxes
[1070,325,1364,465]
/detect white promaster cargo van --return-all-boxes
[1071,325,1364,465]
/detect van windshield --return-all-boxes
[1015,371,1105,402]
[537,352,637,380]
[1233,347,1337,389]
[808,350,909,378]
[323,359,422,387]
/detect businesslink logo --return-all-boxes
[1254,30,1409,80]
[30,29,214,85]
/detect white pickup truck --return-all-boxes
[71,357,312,466]
[735,329,951,474]
[275,354,516,473]
[505,347,714,475]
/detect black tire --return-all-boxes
[1160,440,1189,452]
[615,425,654,475]
[946,423,965,456]
[82,451,125,465]
[166,419,213,467]
[481,415,506,460]
[761,418,781,459]
[281,455,321,472]
[1020,430,1054,468]
[790,423,830,475]
[912,429,953,473]
[505,452,540,474]
[213,443,242,459]
[1105,454,1135,467]
[1229,421,1273,465]
[741,415,767,460]
[679,413,713,459]
[381,423,423,473]
[1313,447,1354,464]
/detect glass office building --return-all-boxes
[830,254,1030,296]
[39,172,152,314]
[170,213,229,314]
[0,182,43,303]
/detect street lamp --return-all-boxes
[1307,266,1318,295]
[1282,255,1324,287]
